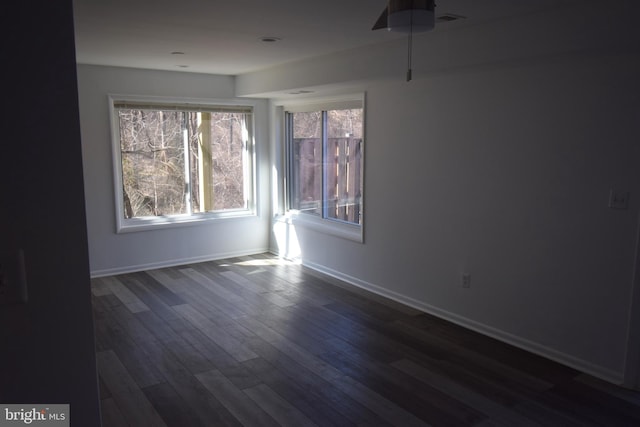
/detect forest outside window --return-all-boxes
[110,97,255,232]
[285,100,364,230]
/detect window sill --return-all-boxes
[274,212,363,243]
[117,210,256,233]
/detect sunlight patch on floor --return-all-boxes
[219,258,301,268]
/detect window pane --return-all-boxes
[290,112,323,216]
[327,108,363,139]
[326,109,363,224]
[119,109,187,218]
[192,112,247,212]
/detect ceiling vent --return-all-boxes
[436,14,466,23]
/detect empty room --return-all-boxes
[3,0,640,425]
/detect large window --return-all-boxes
[285,101,363,227]
[110,97,255,231]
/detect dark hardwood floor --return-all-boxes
[92,253,640,426]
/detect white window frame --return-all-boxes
[109,94,257,233]
[276,94,365,243]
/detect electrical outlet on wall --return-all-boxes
[0,249,28,306]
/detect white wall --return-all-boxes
[77,65,271,276]
[279,54,640,382]
[260,1,640,382]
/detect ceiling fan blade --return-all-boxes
[372,7,388,30]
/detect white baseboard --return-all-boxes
[90,248,270,278]
[302,259,624,386]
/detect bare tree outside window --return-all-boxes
[116,105,252,221]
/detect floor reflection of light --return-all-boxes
[233,258,300,267]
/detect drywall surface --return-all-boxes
[272,51,640,381]
[0,0,101,423]
[237,0,638,98]
[262,0,640,384]
[77,65,271,275]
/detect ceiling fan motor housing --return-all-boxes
[387,0,435,33]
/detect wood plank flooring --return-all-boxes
[92,253,640,426]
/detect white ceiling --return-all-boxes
[73,0,579,76]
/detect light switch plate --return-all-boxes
[609,190,630,210]
[461,273,471,288]
[0,249,28,306]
